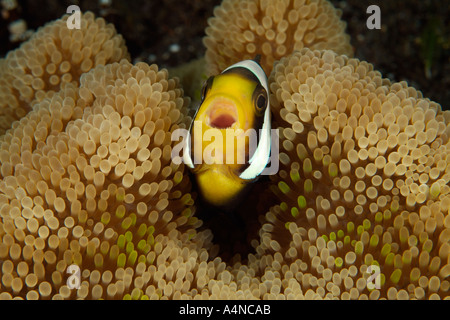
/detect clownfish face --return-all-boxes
[183,59,271,207]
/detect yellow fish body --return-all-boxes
[183,59,271,207]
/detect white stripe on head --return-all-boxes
[226,60,271,180]
[223,60,269,94]
[239,105,271,180]
[182,106,200,169]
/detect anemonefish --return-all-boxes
[183,58,271,207]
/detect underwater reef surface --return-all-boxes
[1,0,449,107]
[0,0,448,300]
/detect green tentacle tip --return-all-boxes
[141,295,149,300]
[181,193,192,205]
[121,217,133,230]
[125,231,133,243]
[304,179,313,193]
[130,213,137,227]
[147,234,155,246]
[375,212,383,223]
[380,273,386,286]
[383,209,392,221]
[296,144,308,161]
[328,163,338,178]
[329,232,336,242]
[344,236,350,246]
[188,217,198,225]
[430,182,441,198]
[402,252,412,265]
[369,234,379,248]
[128,250,138,266]
[101,212,111,225]
[138,255,147,264]
[94,256,103,269]
[291,207,299,218]
[147,225,155,235]
[313,150,323,162]
[87,244,96,257]
[399,229,408,244]
[355,241,364,255]
[182,208,192,218]
[73,254,82,266]
[137,239,147,252]
[297,195,307,209]
[303,159,312,174]
[115,205,126,218]
[285,222,291,230]
[322,235,329,242]
[347,222,355,233]
[109,246,119,260]
[117,235,126,249]
[357,225,364,236]
[410,269,421,282]
[148,253,155,265]
[322,156,331,167]
[123,294,132,300]
[423,240,433,253]
[363,219,371,231]
[364,254,373,266]
[126,242,134,254]
[100,243,109,256]
[116,188,126,201]
[278,181,291,194]
[117,253,126,268]
[381,243,391,257]
[394,255,403,269]
[131,288,142,300]
[280,202,288,212]
[385,252,395,266]
[371,260,380,267]
[390,200,399,213]
[337,230,344,239]
[137,224,147,237]
[290,169,300,183]
[335,257,343,268]
[390,269,402,284]
[173,172,183,185]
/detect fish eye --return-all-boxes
[253,87,268,114]
[201,76,214,101]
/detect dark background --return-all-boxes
[0,0,448,108]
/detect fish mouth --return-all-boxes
[207,99,238,129]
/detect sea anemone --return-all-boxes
[255,48,450,299]
[0,59,208,299]
[0,11,129,135]
[1,4,448,300]
[204,0,353,76]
